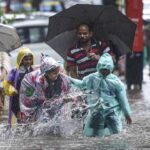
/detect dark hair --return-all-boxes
[77,23,93,32]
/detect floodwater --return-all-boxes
[0,67,150,150]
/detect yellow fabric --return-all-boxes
[16,47,34,69]
[3,80,16,96]
[11,114,17,128]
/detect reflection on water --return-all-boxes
[0,69,150,150]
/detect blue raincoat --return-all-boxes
[69,53,131,137]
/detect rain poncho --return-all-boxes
[20,56,71,122]
[37,57,70,101]
[69,53,131,137]
[19,69,41,121]
[3,47,34,124]
[3,47,34,96]
[34,73,71,121]
[16,47,34,69]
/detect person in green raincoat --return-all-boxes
[69,53,132,137]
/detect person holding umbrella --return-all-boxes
[66,23,115,79]
[46,5,136,79]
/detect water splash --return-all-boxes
[0,91,89,139]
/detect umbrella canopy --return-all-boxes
[46,4,136,60]
[0,23,22,53]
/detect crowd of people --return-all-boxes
[0,23,132,138]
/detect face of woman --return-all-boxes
[21,55,33,67]
[46,67,60,81]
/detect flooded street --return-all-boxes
[0,67,150,150]
[0,0,148,149]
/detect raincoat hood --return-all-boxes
[16,47,34,68]
[40,56,60,74]
[96,53,114,74]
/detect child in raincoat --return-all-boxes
[19,56,72,123]
[69,53,132,137]
[3,47,34,124]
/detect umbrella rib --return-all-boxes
[0,31,14,36]
[0,41,9,50]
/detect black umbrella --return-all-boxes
[107,34,132,60]
[46,4,136,60]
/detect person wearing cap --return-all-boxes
[3,47,34,124]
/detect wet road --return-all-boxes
[0,67,150,150]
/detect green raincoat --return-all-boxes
[69,53,131,137]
